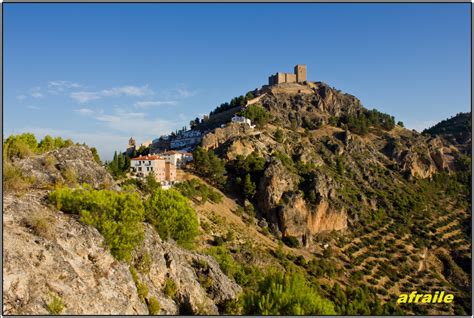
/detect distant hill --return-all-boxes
[423,112,471,154]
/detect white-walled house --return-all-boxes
[159,150,193,167]
[231,115,255,128]
[130,155,176,183]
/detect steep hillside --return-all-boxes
[3,145,241,315]
[192,81,471,315]
[3,82,471,315]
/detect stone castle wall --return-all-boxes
[286,73,296,83]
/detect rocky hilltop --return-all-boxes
[3,146,240,315]
[201,82,464,245]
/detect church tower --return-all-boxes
[128,137,136,148]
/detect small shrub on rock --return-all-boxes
[47,292,64,315]
[163,277,177,299]
[147,296,161,315]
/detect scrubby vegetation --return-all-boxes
[48,185,145,261]
[3,161,34,192]
[147,296,161,314]
[423,112,471,144]
[25,214,55,240]
[47,292,65,315]
[237,103,271,127]
[192,146,226,186]
[242,270,336,315]
[163,277,177,299]
[2,133,101,192]
[209,92,254,116]
[175,178,223,204]
[226,152,266,200]
[120,173,161,195]
[336,109,396,135]
[145,188,199,248]
[4,133,74,161]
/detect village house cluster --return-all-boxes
[127,64,307,185]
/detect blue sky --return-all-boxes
[4,3,471,160]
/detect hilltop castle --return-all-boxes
[268,64,307,85]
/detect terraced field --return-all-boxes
[330,198,471,315]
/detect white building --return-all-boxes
[158,150,193,167]
[130,155,176,183]
[231,115,255,128]
[170,130,202,150]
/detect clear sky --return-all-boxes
[4,3,471,160]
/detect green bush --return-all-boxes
[90,147,102,165]
[43,155,57,170]
[282,236,300,248]
[226,152,265,198]
[238,103,271,127]
[207,246,245,284]
[4,133,73,161]
[47,292,64,315]
[163,277,177,299]
[143,173,161,194]
[48,185,145,261]
[243,270,336,315]
[61,167,77,186]
[4,133,37,160]
[145,188,199,247]
[137,281,149,302]
[147,296,161,315]
[192,147,226,186]
[274,129,284,143]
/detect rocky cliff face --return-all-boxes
[3,190,148,315]
[3,146,240,315]
[14,145,114,189]
[131,225,241,315]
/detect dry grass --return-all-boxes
[24,213,56,240]
[43,155,57,171]
[3,162,33,193]
[61,167,77,186]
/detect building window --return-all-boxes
[138,167,142,171]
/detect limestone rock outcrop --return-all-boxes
[14,145,114,189]
[3,146,241,315]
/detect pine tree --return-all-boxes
[243,174,256,199]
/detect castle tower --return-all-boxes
[128,137,136,147]
[294,64,307,83]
